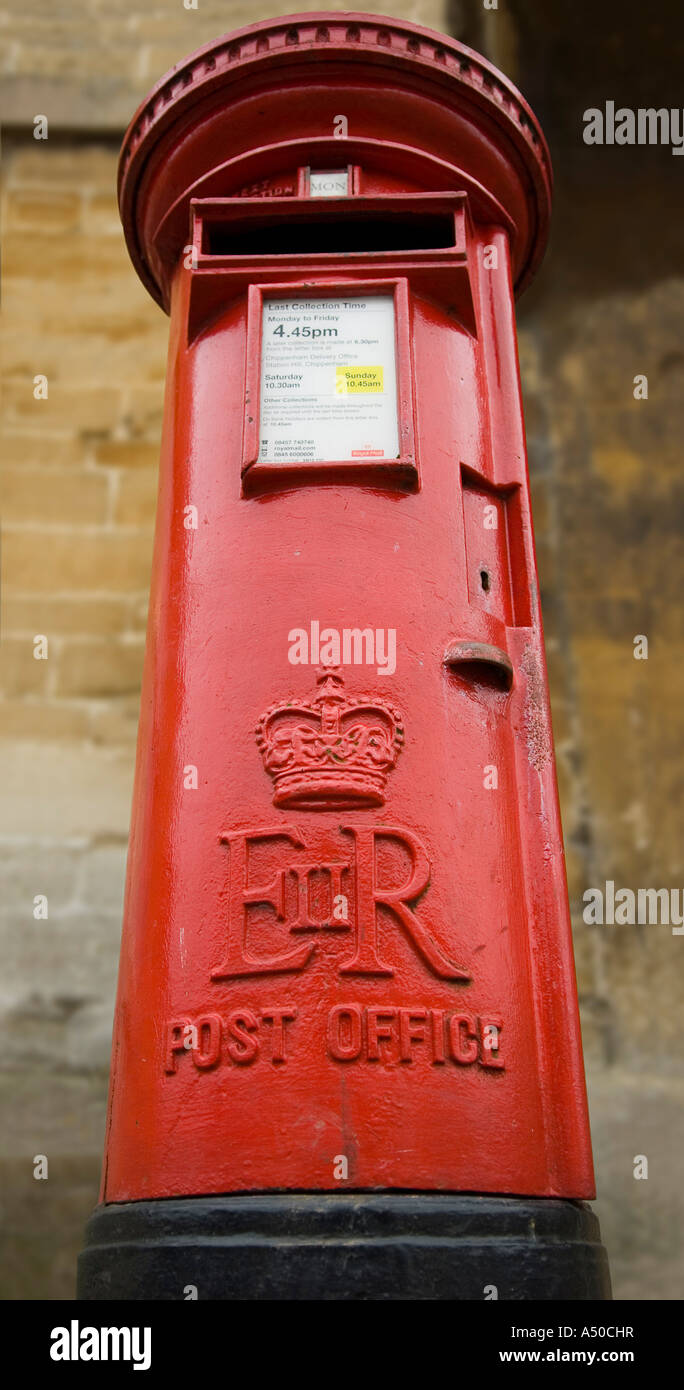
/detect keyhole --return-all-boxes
[480,569,490,592]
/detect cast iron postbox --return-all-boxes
[78,11,610,1300]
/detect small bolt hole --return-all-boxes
[480,569,490,592]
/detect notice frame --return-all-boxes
[241,278,418,495]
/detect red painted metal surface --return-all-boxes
[103,13,595,1203]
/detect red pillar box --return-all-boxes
[79,12,610,1300]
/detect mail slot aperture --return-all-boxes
[205,211,457,256]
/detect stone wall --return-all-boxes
[1,0,682,1299]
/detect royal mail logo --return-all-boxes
[215,675,466,987]
[211,824,469,983]
[255,666,404,811]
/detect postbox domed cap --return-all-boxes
[119,11,552,310]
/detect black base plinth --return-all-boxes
[77,1193,611,1300]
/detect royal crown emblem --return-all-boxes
[256,666,405,811]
